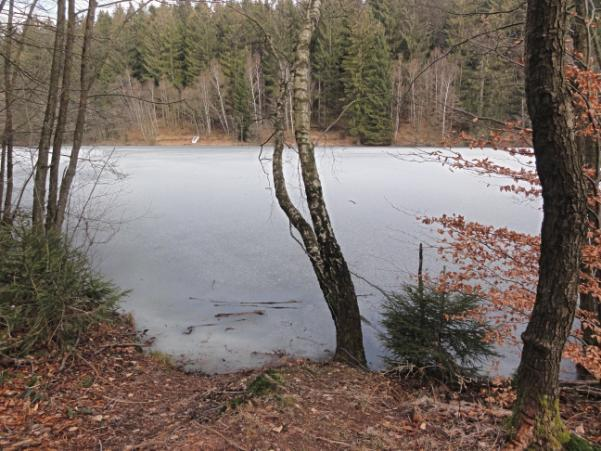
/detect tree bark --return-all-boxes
[573,0,601,355]
[1,0,38,223]
[1,0,14,224]
[510,0,589,448]
[272,0,366,366]
[47,0,76,231]
[54,0,97,230]
[272,81,325,289]
[0,143,5,220]
[32,0,66,228]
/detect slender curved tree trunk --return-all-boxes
[1,0,14,224]
[510,0,589,448]
[47,0,76,230]
[1,0,37,224]
[573,0,601,355]
[32,0,66,228]
[271,0,366,365]
[0,144,5,219]
[54,0,97,231]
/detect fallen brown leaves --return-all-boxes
[1,320,599,450]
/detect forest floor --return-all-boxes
[2,318,600,451]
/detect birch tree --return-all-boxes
[272,0,366,365]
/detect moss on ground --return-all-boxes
[246,369,283,397]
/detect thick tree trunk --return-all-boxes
[271,0,366,366]
[47,0,76,231]
[54,0,97,230]
[510,0,589,448]
[32,0,66,228]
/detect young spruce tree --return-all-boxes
[381,283,497,381]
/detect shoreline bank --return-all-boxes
[2,317,599,449]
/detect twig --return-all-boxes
[560,380,600,387]
[124,437,166,450]
[200,425,249,451]
[6,439,42,451]
[94,342,148,354]
[101,395,160,404]
[76,351,101,378]
[314,99,358,146]
[561,385,601,398]
[313,435,353,447]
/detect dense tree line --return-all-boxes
[0,0,530,146]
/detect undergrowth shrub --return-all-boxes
[380,282,497,382]
[0,224,123,356]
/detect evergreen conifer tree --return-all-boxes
[173,1,201,90]
[342,8,393,145]
[381,282,498,381]
[368,0,405,57]
[127,9,156,83]
[311,1,347,127]
[223,50,252,141]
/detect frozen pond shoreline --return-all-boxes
[64,145,572,378]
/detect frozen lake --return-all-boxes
[67,144,564,377]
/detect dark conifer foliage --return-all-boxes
[342,7,393,145]
[381,283,497,381]
[0,0,531,145]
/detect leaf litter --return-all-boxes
[1,318,599,450]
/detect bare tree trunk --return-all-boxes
[32,0,66,228]
[1,0,14,224]
[574,0,601,356]
[272,0,366,366]
[54,0,97,230]
[478,57,486,118]
[150,83,158,137]
[212,65,229,135]
[144,84,157,141]
[125,74,146,140]
[510,0,589,448]
[2,135,13,225]
[249,58,258,127]
[0,144,5,220]
[255,58,263,126]
[272,81,324,288]
[47,0,75,229]
[317,79,321,127]
[288,87,295,136]
[3,0,38,223]
[201,76,212,135]
[441,76,452,139]
[394,63,402,142]
[410,72,416,129]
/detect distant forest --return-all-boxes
[7,1,531,145]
